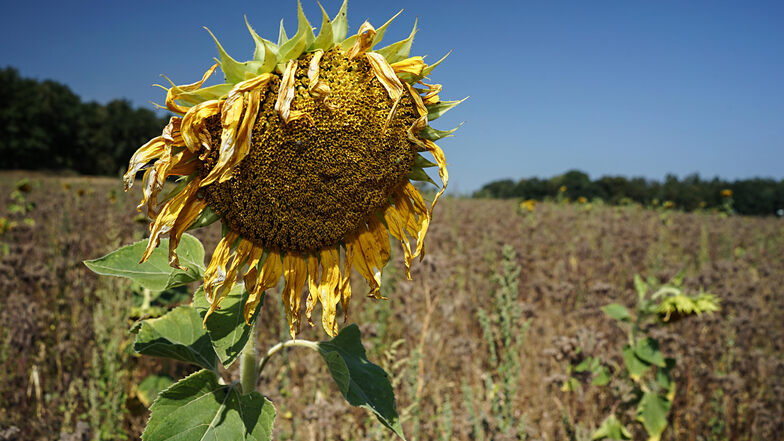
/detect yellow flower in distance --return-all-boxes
[721,189,733,198]
[123,1,461,338]
[520,199,536,212]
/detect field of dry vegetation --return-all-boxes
[0,171,782,440]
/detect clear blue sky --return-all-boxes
[2,0,782,193]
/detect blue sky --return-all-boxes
[2,0,782,193]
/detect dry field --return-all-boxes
[0,172,782,440]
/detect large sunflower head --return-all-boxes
[124,0,461,338]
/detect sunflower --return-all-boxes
[123,1,460,338]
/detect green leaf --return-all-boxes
[621,344,651,380]
[136,374,175,408]
[317,324,404,439]
[656,358,676,401]
[591,366,611,386]
[574,358,592,373]
[426,98,467,121]
[133,306,218,371]
[143,370,275,441]
[602,303,631,322]
[636,392,671,440]
[592,414,631,440]
[634,338,666,368]
[193,284,260,368]
[560,377,581,393]
[84,233,205,291]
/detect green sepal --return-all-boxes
[188,205,220,231]
[331,0,349,43]
[340,34,357,51]
[408,167,437,187]
[245,15,280,74]
[311,3,334,51]
[371,10,404,49]
[427,97,467,121]
[413,153,438,168]
[296,0,316,48]
[142,370,275,441]
[277,19,288,47]
[419,123,461,141]
[204,27,247,84]
[277,32,308,65]
[175,83,232,106]
[375,18,417,64]
[132,306,219,371]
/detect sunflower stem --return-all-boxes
[258,339,319,375]
[239,320,259,394]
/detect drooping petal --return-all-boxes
[282,253,308,338]
[168,194,208,270]
[202,232,239,303]
[163,63,219,114]
[383,203,413,280]
[204,238,254,324]
[140,179,202,264]
[318,247,342,336]
[123,137,165,191]
[305,254,320,327]
[347,21,376,60]
[307,50,336,109]
[390,56,426,76]
[402,183,431,259]
[181,100,221,154]
[339,244,352,323]
[275,60,314,125]
[242,246,265,294]
[244,250,283,324]
[366,52,405,129]
[349,218,391,299]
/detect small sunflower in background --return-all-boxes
[720,189,733,198]
[124,1,461,338]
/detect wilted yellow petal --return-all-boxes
[181,100,221,154]
[123,137,165,191]
[203,232,239,303]
[350,219,390,299]
[275,60,314,125]
[244,250,283,324]
[402,183,431,259]
[383,204,413,280]
[418,81,442,105]
[390,56,425,76]
[282,253,308,338]
[339,244,352,323]
[307,50,336,109]
[204,238,254,324]
[242,246,264,294]
[168,189,208,270]
[305,255,320,327]
[140,178,201,264]
[318,247,341,336]
[201,92,244,186]
[164,63,219,114]
[347,21,376,60]
[406,84,428,118]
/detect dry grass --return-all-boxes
[0,172,782,440]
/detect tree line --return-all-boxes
[0,66,169,175]
[474,170,784,216]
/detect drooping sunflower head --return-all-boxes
[124,0,462,338]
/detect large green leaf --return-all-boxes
[136,374,175,408]
[84,233,205,291]
[143,370,275,441]
[621,344,651,380]
[317,325,404,439]
[636,392,671,440]
[193,284,260,368]
[133,306,218,371]
[592,414,631,440]
[634,337,666,368]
